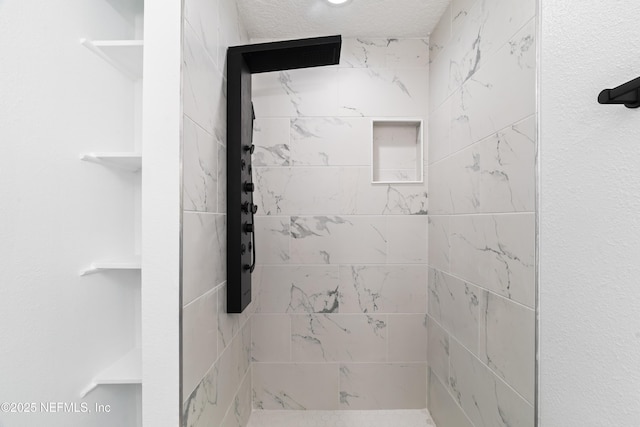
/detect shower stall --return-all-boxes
[6,0,640,426]
[181,0,536,426]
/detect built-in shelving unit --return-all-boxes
[79,257,142,276]
[81,347,142,397]
[79,0,143,411]
[80,152,142,172]
[81,38,143,79]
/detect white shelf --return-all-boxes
[79,257,141,276]
[81,38,143,79]
[81,348,141,397]
[80,152,142,172]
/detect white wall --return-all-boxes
[141,0,182,426]
[0,0,140,425]
[539,2,640,425]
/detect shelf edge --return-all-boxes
[80,348,142,397]
[80,38,143,79]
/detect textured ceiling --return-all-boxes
[236,0,452,39]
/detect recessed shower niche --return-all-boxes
[371,119,423,184]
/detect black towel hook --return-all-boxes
[598,76,640,108]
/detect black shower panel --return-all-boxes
[226,35,342,313]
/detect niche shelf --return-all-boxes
[81,347,142,397]
[371,119,423,184]
[79,257,142,276]
[80,152,142,172]
[81,38,144,79]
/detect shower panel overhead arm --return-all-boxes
[226,35,342,313]
[598,75,640,108]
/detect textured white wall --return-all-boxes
[0,0,140,425]
[237,0,449,39]
[539,2,640,425]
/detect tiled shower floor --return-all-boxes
[246,409,437,427]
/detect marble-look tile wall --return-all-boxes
[251,38,430,410]
[181,1,254,427]
[427,0,536,426]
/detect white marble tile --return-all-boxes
[450,20,536,152]
[182,212,226,305]
[339,363,426,409]
[388,314,428,362]
[339,168,429,215]
[254,167,341,215]
[451,0,476,36]
[247,409,437,427]
[341,38,429,68]
[254,216,290,265]
[477,115,536,213]
[447,142,482,214]
[251,314,291,362]
[240,319,252,375]
[252,68,339,117]
[183,288,218,399]
[247,409,435,427]
[449,213,535,307]
[253,363,340,410]
[340,38,389,68]
[229,320,251,387]
[290,216,387,265]
[444,114,536,214]
[255,166,428,216]
[183,23,226,141]
[183,361,223,427]
[428,97,451,164]
[338,68,428,117]
[221,369,252,427]
[427,159,453,215]
[428,46,454,112]
[448,339,534,427]
[427,315,450,386]
[428,369,473,427]
[218,0,248,74]
[428,269,483,354]
[385,39,430,68]
[183,117,218,213]
[290,118,370,166]
[428,215,450,271]
[376,169,417,182]
[428,5,451,63]
[184,0,218,68]
[217,284,242,358]
[292,314,387,363]
[448,0,535,92]
[252,118,290,166]
[387,215,428,263]
[480,292,535,404]
[255,265,340,313]
[184,320,250,427]
[217,142,226,213]
[339,265,427,314]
